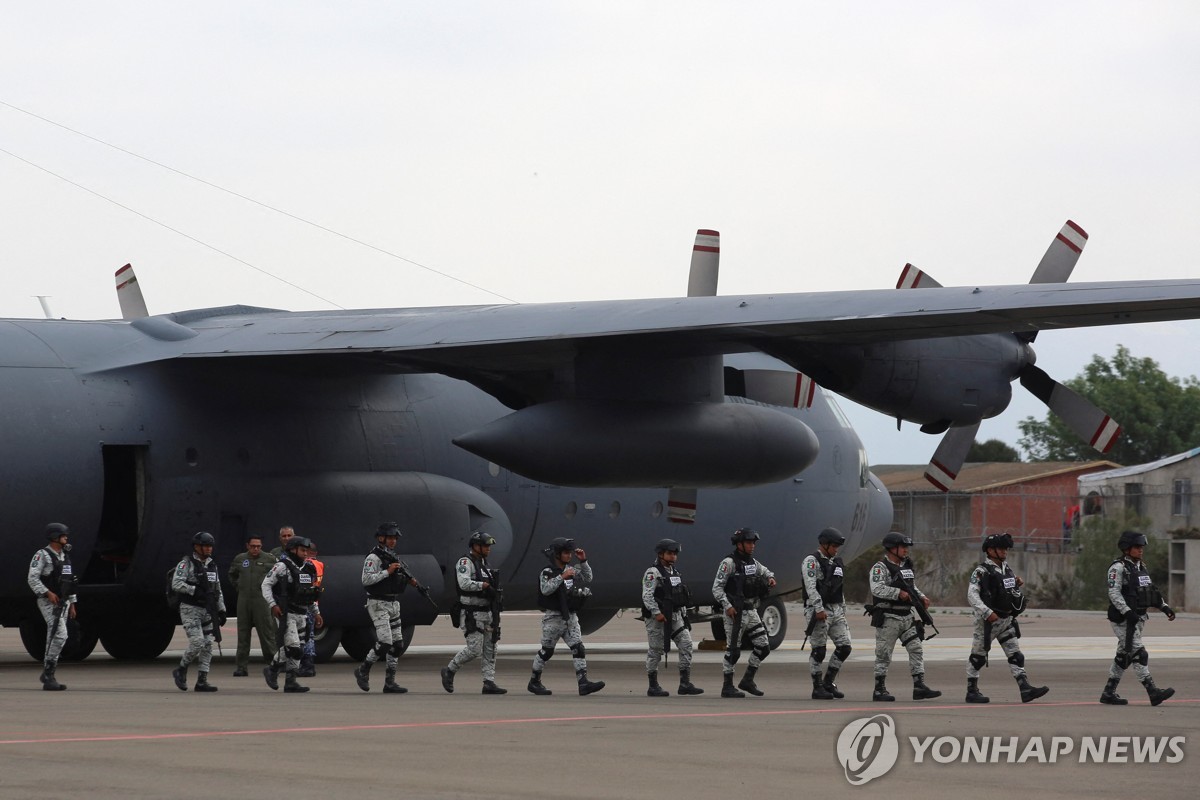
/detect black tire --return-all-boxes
[340,624,415,660]
[759,597,788,650]
[62,621,100,661]
[99,614,176,660]
[312,625,342,662]
[710,618,727,642]
[17,616,99,662]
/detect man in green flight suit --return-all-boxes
[228,534,278,676]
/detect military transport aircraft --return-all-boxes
[2,221,1198,663]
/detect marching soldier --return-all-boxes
[801,527,852,700]
[171,532,226,693]
[441,531,506,695]
[354,523,416,694]
[641,539,703,697]
[965,533,1048,703]
[27,523,77,691]
[527,537,605,696]
[868,532,940,701]
[227,534,277,676]
[262,535,322,693]
[712,528,776,698]
[1101,530,1176,706]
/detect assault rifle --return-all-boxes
[800,609,819,651]
[200,564,224,656]
[397,560,439,610]
[912,594,940,640]
[487,569,502,644]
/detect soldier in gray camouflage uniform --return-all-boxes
[712,528,776,698]
[262,535,321,693]
[27,523,77,691]
[801,527,852,700]
[965,533,1048,704]
[441,531,506,695]
[1100,530,1176,706]
[354,523,416,694]
[868,532,940,702]
[171,532,226,693]
[527,538,605,696]
[641,539,703,697]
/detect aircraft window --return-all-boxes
[824,390,854,429]
[609,501,621,519]
[185,447,198,467]
[651,501,664,519]
[565,501,577,520]
[859,447,869,488]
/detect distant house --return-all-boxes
[875,461,1120,552]
[1077,446,1200,534]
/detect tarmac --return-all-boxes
[1,605,1197,799]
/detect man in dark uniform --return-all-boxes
[1101,530,1176,706]
[228,534,277,676]
[27,523,77,691]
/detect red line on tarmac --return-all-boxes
[2,698,1195,746]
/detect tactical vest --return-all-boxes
[277,556,319,612]
[180,555,219,608]
[1109,557,1154,615]
[724,552,771,602]
[977,560,1024,617]
[365,546,406,600]
[643,562,691,615]
[803,550,845,605]
[458,554,496,607]
[39,547,76,597]
[874,557,916,613]
[537,566,589,615]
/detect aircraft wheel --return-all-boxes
[312,625,342,663]
[339,624,415,660]
[99,614,176,660]
[62,622,100,661]
[759,597,788,650]
[710,619,727,642]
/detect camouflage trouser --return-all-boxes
[532,612,586,674]
[644,611,693,673]
[967,614,1024,679]
[364,598,403,671]
[179,604,216,672]
[270,611,309,672]
[722,607,769,675]
[804,604,851,677]
[874,611,924,678]
[37,597,69,665]
[449,606,497,681]
[1108,616,1151,683]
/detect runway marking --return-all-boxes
[1,699,1196,746]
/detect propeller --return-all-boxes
[912,221,1118,491]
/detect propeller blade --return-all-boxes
[1019,364,1121,453]
[686,229,720,298]
[896,263,943,289]
[741,369,816,409]
[1029,220,1088,284]
[115,263,150,320]
[923,422,981,492]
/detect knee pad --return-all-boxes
[997,630,1018,645]
[810,646,827,664]
[745,623,767,641]
[1134,647,1149,666]
[969,653,987,670]
[899,627,921,647]
[752,644,771,661]
[1113,652,1130,669]
[569,642,586,659]
[285,645,302,660]
[537,646,555,663]
[389,641,404,657]
[373,641,391,658]
[834,644,852,662]
[1006,651,1024,668]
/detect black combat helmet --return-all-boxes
[192,531,216,546]
[731,528,760,544]
[45,522,70,541]
[818,527,846,545]
[882,532,913,549]
[286,535,314,551]
[548,537,575,554]
[377,522,401,539]
[1117,530,1148,551]
[469,531,497,548]
[982,533,1014,551]
[655,538,681,554]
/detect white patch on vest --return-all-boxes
[1003,577,1016,589]
[299,573,313,584]
[62,565,73,575]
[833,566,843,577]
[206,571,218,583]
[744,563,758,575]
[1138,575,1152,587]
[564,579,574,589]
[670,576,682,586]
[900,569,915,579]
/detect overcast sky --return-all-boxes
[2,2,1198,466]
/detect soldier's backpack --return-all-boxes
[166,566,181,610]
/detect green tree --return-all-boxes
[1068,512,1164,610]
[967,438,1020,462]
[1018,345,1200,464]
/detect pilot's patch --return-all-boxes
[243,559,250,568]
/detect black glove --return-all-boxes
[217,611,228,626]
[1125,609,1140,623]
[1162,605,1176,621]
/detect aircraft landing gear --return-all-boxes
[706,599,788,651]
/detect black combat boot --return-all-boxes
[822,666,845,699]
[966,677,989,703]
[382,668,407,694]
[1016,675,1048,703]
[1099,677,1127,705]
[721,673,746,698]
[172,664,189,692]
[353,661,372,692]
[263,663,280,691]
[232,667,249,677]
[41,662,65,692]
[577,670,605,696]
[527,670,552,695]
[811,674,834,700]
[647,671,669,697]
[440,666,456,693]
[873,676,895,702]
[678,669,704,695]
[482,680,507,695]
[194,671,219,693]
[1143,677,1175,707]
[284,670,310,693]
[738,666,764,696]
[912,673,941,700]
